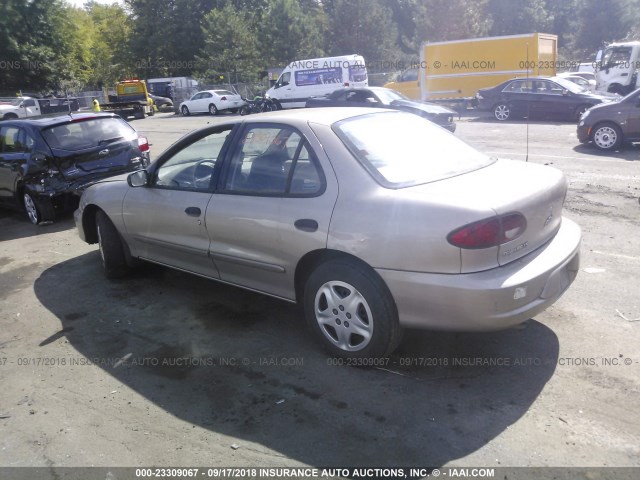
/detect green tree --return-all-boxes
[323,0,399,72]
[569,0,637,58]
[86,1,134,87]
[486,0,552,36]
[196,4,262,82]
[0,0,70,93]
[259,0,326,67]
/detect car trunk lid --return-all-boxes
[406,159,567,272]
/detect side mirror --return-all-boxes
[562,90,569,96]
[128,170,149,187]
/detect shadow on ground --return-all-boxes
[34,253,560,467]
[572,142,639,160]
[0,210,75,242]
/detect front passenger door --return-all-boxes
[122,126,235,278]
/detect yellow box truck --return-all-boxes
[385,33,558,105]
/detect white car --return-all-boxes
[179,89,245,116]
[558,72,597,92]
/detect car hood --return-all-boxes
[391,99,455,115]
[578,91,620,103]
[583,99,624,114]
[0,104,18,111]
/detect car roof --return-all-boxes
[0,112,120,129]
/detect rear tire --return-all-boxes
[493,103,511,121]
[96,210,130,279]
[303,258,403,359]
[23,192,54,225]
[592,122,622,151]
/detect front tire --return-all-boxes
[23,192,54,225]
[208,103,218,115]
[181,105,190,116]
[493,103,511,121]
[592,122,622,151]
[303,258,403,359]
[96,210,130,279]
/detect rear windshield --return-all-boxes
[214,90,235,96]
[42,117,136,151]
[333,112,493,188]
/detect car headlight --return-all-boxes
[580,110,590,121]
[475,93,484,100]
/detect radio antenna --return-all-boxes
[526,42,530,163]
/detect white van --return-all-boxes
[266,54,367,109]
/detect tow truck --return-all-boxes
[100,79,155,120]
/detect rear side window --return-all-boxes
[0,126,30,153]
[333,112,493,188]
[42,117,136,151]
[223,125,323,196]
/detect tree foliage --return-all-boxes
[2,0,640,92]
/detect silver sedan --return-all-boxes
[75,108,581,358]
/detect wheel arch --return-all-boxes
[81,204,101,244]
[83,205,137,266]
[294,249,394,306]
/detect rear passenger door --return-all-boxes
[206,123,339,300]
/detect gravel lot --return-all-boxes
[1,111,638,474]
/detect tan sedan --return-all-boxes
[75,108,581,358]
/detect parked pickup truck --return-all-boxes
[100,79,155,120]
[0,97,80,120]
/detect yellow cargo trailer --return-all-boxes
[385,33,558,103]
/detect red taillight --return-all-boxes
[220,96,227,101]
[448,213,526,249]
[137,135,150,152]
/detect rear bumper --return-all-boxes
[377,217,581,331]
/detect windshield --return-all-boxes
[602,47,632,68]
[374,88,408,103]
[621,88,640,103]
[333,112,493,188]
[42,117,137,151]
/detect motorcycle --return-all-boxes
[240,95,276,115]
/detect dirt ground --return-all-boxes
[0,112,638,475]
